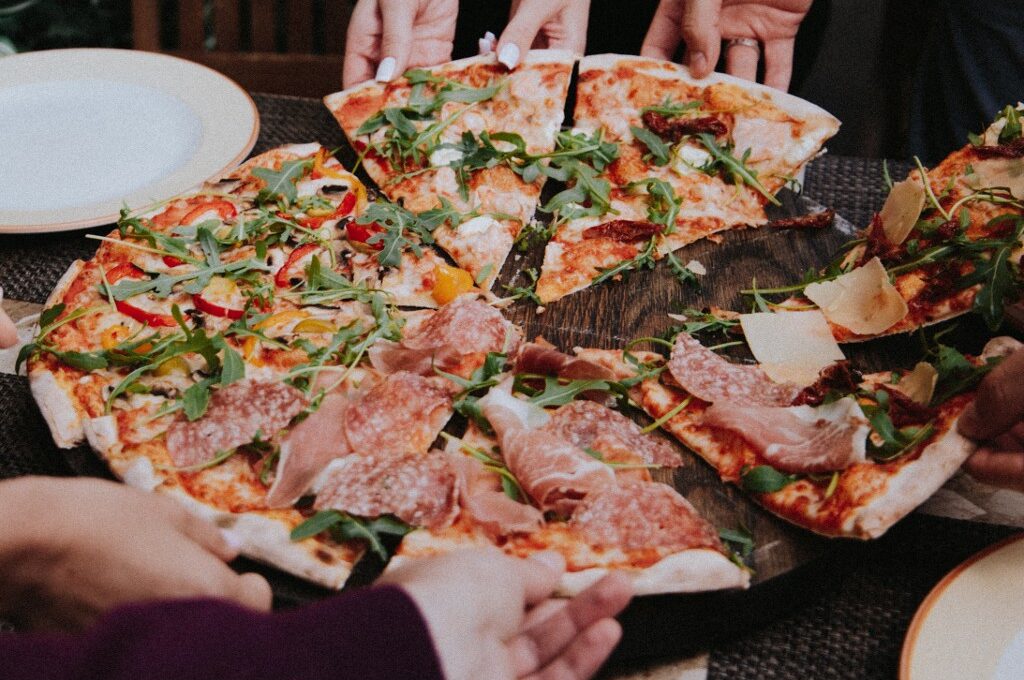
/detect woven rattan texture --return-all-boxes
[0,374,74,479]
[707,515,1018,679]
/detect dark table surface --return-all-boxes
[1,93,1019,679]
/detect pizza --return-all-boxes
[583,318,1021,539]
[532,55,840,303]
[758,105,1024,341]
[324,50,574,289]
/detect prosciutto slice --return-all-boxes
[570,481,724,552]
[166,380,307,468]
[448,452,544,536]
[544,400,681,468]
[369,296,521,375]
[480,385,614,515]
[703,396,871,474]
[669,332,800,406]
[514,342,616,381]
[315,450,458,529]
[344,372,452,456]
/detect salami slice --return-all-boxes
[668,332,800,406]
[570,481,723,552]
[344,372,452,455]
[315,450,457,529]
[544,400,681,468]
[166,380,307,468]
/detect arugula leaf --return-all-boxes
[253,159,313,205]
[628,177,682,232]
[739,465,798,493]
[929,343,1000,405]
[592,238,657,286]
[694,133,781,206]
[971,243,1016,330]
[109,259,268,300]
[522,376,611,408]
[719,525,755,558]
[218,343,245,386]
[997,104,1022,144]
[630,125,671,166]
[182,378,215,421]
[290,509,412,561]
[640,98,703,118]
[666,251,700,288]
[358,200,446,267]
[502,267,541,304]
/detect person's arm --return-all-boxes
[958,348,1024,491]
[0,291,17,348]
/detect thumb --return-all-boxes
[496,0,554,69]
[680,0,722,78]
[958,349,1024,441]
[232,572,274,612]
[376,0,417,81]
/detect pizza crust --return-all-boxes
[29,369,85,448]
[558,548,749,596]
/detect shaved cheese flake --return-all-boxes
[879,177,926,245]
[739,310,845,387]
[965,157,1024,200]
[804,257,909,335]
[685,259,707,276]
[896,362,938,406]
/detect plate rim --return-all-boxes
[899,531,1024,680]
[0,47,259,234]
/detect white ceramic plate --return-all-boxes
[901,534,1024,680]
[0,48,258,233]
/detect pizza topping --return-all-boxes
[582,220,662,242]
[265,391,352,508]
[274,244,322,287]
[448,451,544,536]
[480,385,615,514]
[431,263,475,305]
[767,209,835,230]
[893,362,938,406]
[803,257,909,335]
[543,400,681,468]
[192,276,247,319]
[878,385,937,428]
[513,343,616,381]
[569,481,723,552]
[668,332,801,406]
[343,372,452,456]
[739,311,846,387]
[641,110,728,143]
[878,177,926,245]
[972,138,1024,159]
[792,361,862,406]
[166,379,307,468]
[315,450,458,530]
[703,396,870,474]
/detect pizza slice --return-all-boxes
[586,315,1021,539]
[324,50,574,288]
[753,105,1024,341]
[384,341,751,595]
[534,54,840,303]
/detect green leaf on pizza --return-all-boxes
[694,133,781,206]
[519,375,611,408]
[290,509,412,562]
[739,465,799,494]
[253,159,313,205]
[630,125,672,166]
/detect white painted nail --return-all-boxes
[478,37,493,55]
[484,31,496,43]
[497,43,520,70]
[221,528,245,553]
[375,56,397,82]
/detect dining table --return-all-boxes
[1,92,1022,680]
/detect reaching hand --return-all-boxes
[958,348,1024,492]
[491,0,591,69]
[0,477,272,630]
[380,548,633,680]
[343,0,458,88]
[641,0,812,90]
[0,306,16,348]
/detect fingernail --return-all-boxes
[221,528,245,553]
[478,37,494,55]
[529,550,565,573]
[375,56,396,82]
[484,31,496,43]
[690,52,708,76]
[498,43,520,70]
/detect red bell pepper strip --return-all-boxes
[106,262,178,328]
[192,293,245,320]
[274,243,321,287]
[181,200,237,226]
[162,255,185,267]
[347,222,384,250]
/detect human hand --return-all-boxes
[0,477,272,630]
[380,548,632,680]
[641,0,812,90]
[343,0,458,88]
[0,307,16,348]
[958,348,1024,492]
[489,0,591,69]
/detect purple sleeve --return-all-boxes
[0,584,445,680]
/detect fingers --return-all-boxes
[376,0,417,81]
[0,307,17,349]
[497,0,555,68]
[544,0,590,55]
[640,0,684,61]
[518,551,566,605]
[957,349,1024,441]
[525,618,622,680]
[234,572,274,611]
[479,30,497,55]
[964,448,1024,492]
[724,40,759,82]
[509,572,633,677]
[343,0,382,88]
[680,0,723,78]
[762,38,795,90]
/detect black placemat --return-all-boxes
[0,374,74,479]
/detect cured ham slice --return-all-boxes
[166,380,307,467]
[668,332,800,406]
[344,372,452,455]
[448,452,544,536]
[514,342,616,381]
[570,481,723,552]
[368,296,521,376]
[315,450,458,529]
[265,391,351,508]
[703,396,871,474]
[480,385,614,515]
[544,400,681,468]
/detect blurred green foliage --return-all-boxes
[0,0,133,55]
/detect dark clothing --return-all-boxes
[0,585,444,680]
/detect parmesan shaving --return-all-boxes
[896,362,938,406]
[804,257,909,335]
[965,158,1024,200]
[879,177,926,245]
[739,310,845,387]
[685,259,707,276]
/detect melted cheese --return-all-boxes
[804,257,909,335]
[879,177,926,245]
[739,310,845,386]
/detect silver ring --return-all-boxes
[725,37,760,52]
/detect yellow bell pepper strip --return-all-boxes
[432,263,474,305]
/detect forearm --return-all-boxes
[0,585,445,680]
